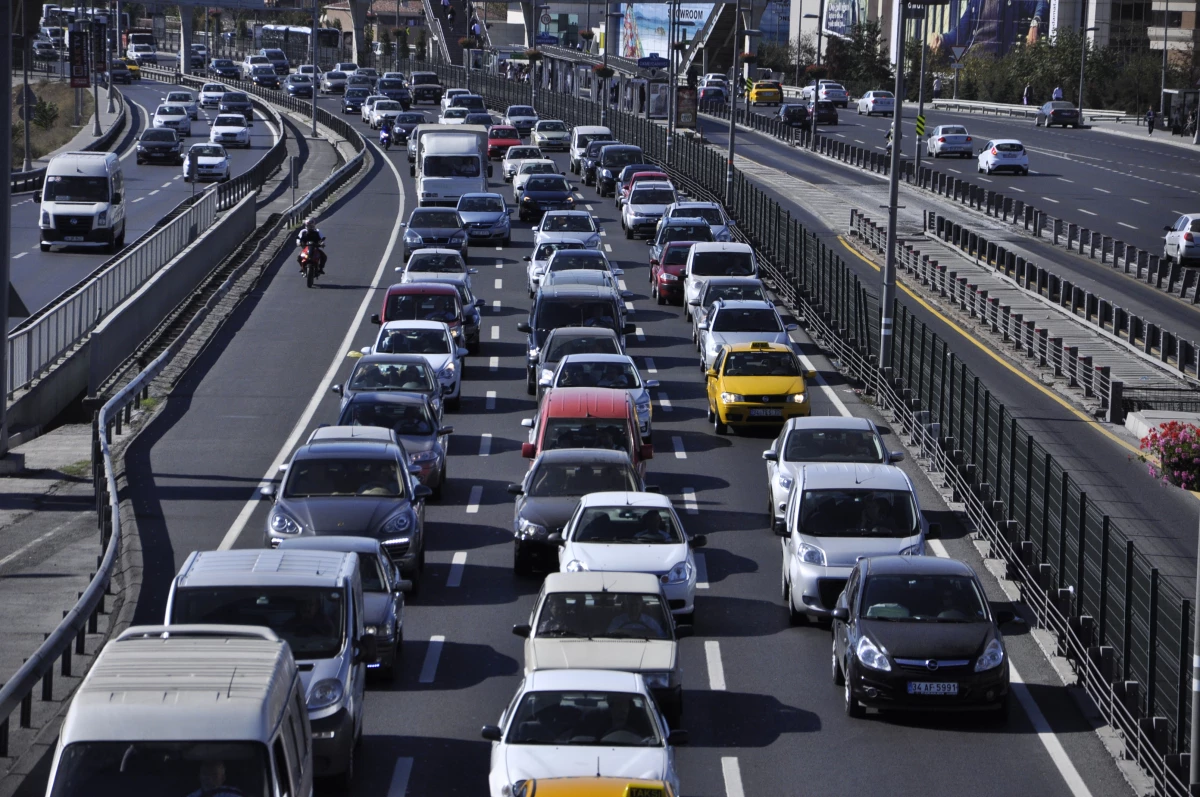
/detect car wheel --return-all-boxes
[844,669,866,718]
[706,401,715,422]
[992,695,1011,725]
[656,284,665,305]
[624,225,632,239]
[714,413,727,436]
[432,470,444,501]
[831,640,845,686]
[785,579,806,625]
[40,242,50,252]
[526,371,536,395]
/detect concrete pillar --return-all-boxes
[348,0,370,63]
[179,12,193,73]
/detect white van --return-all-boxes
[44,625,313,797]
[407,122,487,163]
[569,125,612,175]
[683,241,758,309]
[37,151,126,253]
[417,132,491,207]
[164,549,374,786]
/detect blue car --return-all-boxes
[284,74,314,98]
[342,87,371,114]
[457,192,512,246]
[517,175,576,222]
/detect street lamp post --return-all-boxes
[91,13,103,136]
[1161,0,1169,118]
[913,8,927,172]
[879,0,908,373]
[311,0,319,137]
[23,35,34,171]
[106,1,116,115]
[534,3,550,111]
[602,6,620,126]
[1078,26,1097,116]
[724,0,740,207]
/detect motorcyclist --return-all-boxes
[884,127,893,156]
[296,218,326,276]
[379,124,391,150]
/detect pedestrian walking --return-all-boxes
[440,0,450,15]
[1022,83,1031,105]
[932,77,942,99]
[1146,107,1156,135]
[471,20,481,37]
[446,5,456,26]
[1052,85,1063,101]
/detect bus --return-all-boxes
[260,24,341,66]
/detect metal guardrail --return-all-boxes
[929,97,1134,123]
[10,85,129,196]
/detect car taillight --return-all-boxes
[1186,232,1195,242]
[965,137,972,142]
[938,137,946,143]
[991,148,998,155]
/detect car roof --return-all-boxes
[724,341,793,353]
[559,353,634,365]
[543,210,592,218]
[663,216,707,226]
[671,201,720,209]
[539,285,609,299]
[799,462,912,490]
[354,353,433,367]
[407,247,464,259]
[381,319,450,331]
[175,549,356,589]
[542,571,663,594]
[783,415,876,432]
[988,139,1024,145]
[546,326,619,340]
[701,276,763,288]
[535,447,633,465]
[385,281,459,296]
[542,387,633,417]
[578,490,672,509]
[692,242,752,253]
[865,555,975,578]
[344,391,428,408]
[630,181,675,192]
[713,299,774,310]
[525,668,645,692]
[277,535,387,555]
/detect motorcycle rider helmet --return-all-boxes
[305,218,318,230]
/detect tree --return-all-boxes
[823,22,892,96]
[395,27,409,58]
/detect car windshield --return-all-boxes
[574,506,682,544]
[631,189,675,205]
[141,129,175,141]
[465,114,493,125]
[190,145,225,157]
[549,252,607,271]
[723,351,798,376]
[535,242,585,261]
[797,488,919,538]
[675,207,723,225]
[349,361,434,392]
[157,106,184,116]
[341,400,435,436]
[995,142,1024,152]
[943,126,968,135]
[860,574,987,622]
[526,177,569,192]
[326,71,347,79]
[662,245,694,266]
[223,93,249,102]
[544,215,595,232]
[784,428,885,462]
[783,107,806,119]
[358,553,389,592]
[509,106,536,116]
[660,225,713,244]
[535,300,620,337]
[509,147,541,159]
[386,292,459,323]
[214,116,246,127]
[459,196,505,212]
[411,73,438,84]
[424,155,479,177]
[252,66,273,75]
[443,108,469,118]
[378,328,450,354]
[379,79,405,90]
[48,741,270,797]
[712,307,780,332]
[290,75,312,84]
[705,283,764,303]
[538,121,567,132]
[396,113,425,123]
[544,334,620,362]
[506,691,662,746]
[172,586,346,659]
[586,141,618,157]
[814,101,834,111]
[490,128,518,139]
[1049,102,1075,110]
[43,175,108,202]
[543,419,631,454]
[166,93,191,102]
[602,148,643,167]
[408,253,464,273]
[411,210,460,227]
[619,165,656,181]
[375,101,401,111]
[557,361,639,389]
[535,591,670,640]
[692,251,754,276]
[285,457,406,499]
[212,59,234,67]
[527,462,637,497]
[202,84,224,92]
[346,88,369,98]
[521,162,557,175]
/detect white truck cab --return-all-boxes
[36,151,126,253]
[416,130,492,207]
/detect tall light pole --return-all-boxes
[1,0,13,459]
[534,3,550,111]
[23,32,34,170]
[724,0,740,207]
[602,5,620,125]
[912,7,927,172]
[879,0,908,373]
[311,0,318,137]
[106,1,116,115]
[1078,26,1097,116]
[1161,0,1169,118]
[802,0,825,67]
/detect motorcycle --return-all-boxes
[297,234,325,288]
[380,126,391,151]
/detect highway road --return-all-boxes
[113,90,1134,797]
[749,100,1199,254]
[7,77,281,328]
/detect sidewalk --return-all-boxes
[1088,117,1200,150]
[9,81,126,172]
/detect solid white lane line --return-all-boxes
[1119,222,1137,230]
[485,390,496,410]
[489,356,499,371]
[635,326,645,341]
[388,757,414,797]
[218,137,406,551]
[1041,196,1060,204]
[479,434,492,457]
[494,277,503,290]
[658,392,672,412]
[795,354,851,417]
[1131,198,1149,205]
[947,168,961,174]
[492,300,501,313]
[644,357,657,373]
[1009,187,1026,192]
[695,552,709,589]
[0,519,76,567]
[419,635,445,683]
[672,436,686,459]
[722,758,745,797]
[447,552,467,587]
[705,641,727,690]
[490,325,499,339]
[682,487,698,514]
[466,485,483,513]
[1078,209,1097,216]
[978,177,992,183]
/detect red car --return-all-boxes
[619,170,670,206]
[520,387,653,477]
[650,241,698,305]
[371,282,466,343]
[487,125,522,160]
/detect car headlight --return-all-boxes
[516,516,547,539]
[565,559,589,572]
[270,511,302,535]
[855,636,891,672]
[521,196,533,203]
[660,272,680,282]
[492,217,509,229]
[307,678,345,710]
[636,396,651,413]
[586,235,601,248]
[404,230,422,243]
[410,449,439,464]
[797,542,825,566]
[439,362,456,379]
[787,393,807,404]
[601,168,613,178]
[665,560,693,584]
[898,542,924,556]
[365,619,394,637]
[975,638,1005,672]
[643,672,670,689]
[382,513,412,535]
[95,210,108,227]
[776,473,794,491]
[41,210,50,226]
[565,196,575,205]
[720,392,745,403]
[449,232,466,243]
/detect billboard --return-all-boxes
[69,27,89,87]
[647,82,669,118]
[619,3,715,60]
[675,86,697,129]
[928,0,1049,57]
[823,0,867,37]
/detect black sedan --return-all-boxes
[284,74,314,98]
[402,208,468,259]
[109,59,132,83]
[218,91,254,121]
[832,555,1013,719]
[507,448,646,575]
[136,128,182,165]
[698,86,727,108]
[807,100,838,125]
[248,65,280,89]
[1036,100,1081,128]
[376,78,412,109]
[778,103,809,129]
[342,87,371,114]
[517,175,576,221]
[208,58,240,80]
[390,112,427,144]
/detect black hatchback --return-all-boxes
[1036,100,1081,128]
[778,103,809,129]
[136,128,182,165]
[218,91,254,121]
[832,555,1013,719]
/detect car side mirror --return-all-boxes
[805,370,817,379]
[414,484,433,500]
[410,164,416,177]
[1165,225,1175,232]
[612,268,624,276]
[786,323,799,331]
[356,634,378,664]
[623,323,636,335]
[475,298,486,308]
[370,313,381,325]
[395,578,413,594]
[488,165,494,177]
[457,347,469,358]
[773,518,788,536]
[438,426,455,435]
[831,607,850,622]
[890,450,905,463]
[697,322,709,331]
[259,485,276,500]
[360,346,373,355]
[639,443,654,460]
[112,191,123,204]
[644,379,660,388]
[705,369,717,379]
[538,377,552,387]
[331,384,343,395]
[668,729,689,746]
[546,532,564,545]
[517,321,531,332]
[645,240,653,246]
[506,483,524,495]
[481,725,503,742]
[521,442,537,458]
[762,449,778,461]
[689,535,707,549]
[649,259,659,267]
[927,522,941,539]
[32,193,40,203]
[512,623,531,638]
[520,418,534,428]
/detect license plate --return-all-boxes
[907,682,958,695]
[64,235,84,242]
[468,230,489,237]
[749,408,783,417]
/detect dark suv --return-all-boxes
[580,139,618,186]
[517,285,635,393]
[594,145,645,197]
[409,72,443,104]
[376,78,412,109]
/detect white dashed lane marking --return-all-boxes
[682,487,698,514]
[478,434,491,457]
[465,485,483,513]
[418,636,445,683]
[447,552,467,587]
[672,436,686,459]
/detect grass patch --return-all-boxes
[11,80,94,169]
[59,459,92,479]
[139,397,160,410]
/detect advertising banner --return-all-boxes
[619,3,714,60]
[824,0,868,37]
[92,16,108,72]
[647,82,669,119]
[69,27,89,87]
[929,0,1050,57]
[675,86,697,129]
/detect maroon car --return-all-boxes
[650,241,698,305]
[371,282,466,344]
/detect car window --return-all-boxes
[505,690,661,746]
[386,292,459,322]
[557,361,639,388]
[542,418,630,454]
[526,177,569,191]
[691,251,754,276]
[214,115,246,127]
[285,457,405,498]
[342,400,435,436]
[190,145,225,157]
[549,252,607,271]
[358,553,389,592]
[534,591,669,639]
[662,245,694,266]
[631,189,675,205]
[943,126,968,135]
[711,307,781,332]
[673,207,723,225]
[459,195,505,212]
[378,328,450,354]
[528,461,637,496]
[660,224,713,244]
[783,428,885,463]
[538,121,567,132]
[534,242,585,260]
[544,215,595,232]
[544,333,620,361]
[173,587,346,659]
[705,283,764,303]
[601,148,643,167]
[425,155,479,177]
[141,129,176,141]
[520,162,557,175]
[722,351,798,376]
[860,574,987,622]
[349,361,433,391]
[994,142,1023,152]
[407,252,464,273]
[573,506,682,544]
[797,488,919,538]
[411,210,461,227]
[375,101,402,111]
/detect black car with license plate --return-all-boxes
[284,74,314,98]
[136,127,182,165]
[517,175,576,221]
[249,65,280,89]
[778,103,810,130]
[376,78,412,110]
[832,555,1012,719]
[342,87,371,114]
[208,58,240,80]
[390,111,427,143]
[1036,100,1081,128]
[218,91,254,121]
[807,100,838,125]
[109,58,132,83]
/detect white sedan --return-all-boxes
[198,83,227,108]
[361,94,386,123]
[502,145,543,182]
[164,90,199,120]
[533,210,602,250]
[153,104,192,137]
[438,107,469,125]
[532,120,570,150]
[363,320,469,410]
[209,114,251,148]
[977,138,1029,176]
[525,239,586,296]
[369,100,404,129]
[856,90,894,117]
[482,669,685,797]
[183,143,231,183]
[557,491,704,620]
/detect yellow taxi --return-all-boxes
[749,81,782,106]
[515,777,676,797]
[117,57,141,79]
[705,341,814,433]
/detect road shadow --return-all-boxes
[682,690,820,746]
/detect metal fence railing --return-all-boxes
[387,56,1194,794]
